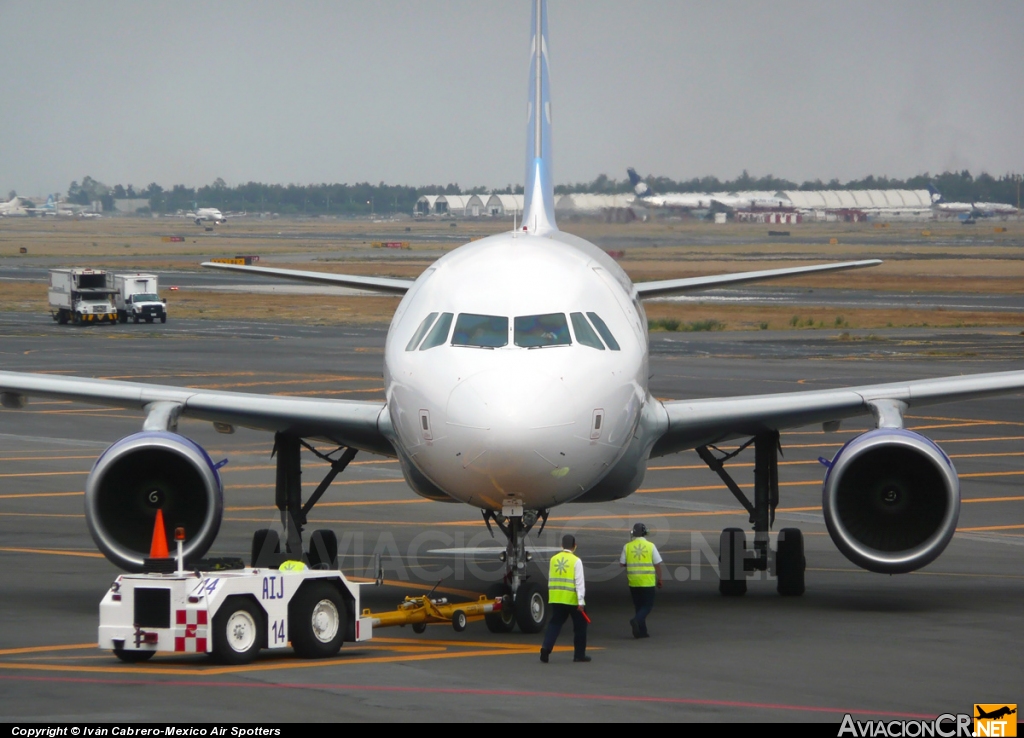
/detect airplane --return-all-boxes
[976,707,1016,721]
[3,0,1024,637]
[182,202,244,225]
[928,183,1019,219]
[0,195,29,217]
[627,168,790,214]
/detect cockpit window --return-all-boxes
[570,312,605,350]
[452,313,508,348]
[586,312,620,351]
[514,313,571,348]
[419,312,453,350]
[405,312,438,351]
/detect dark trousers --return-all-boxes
[541,603,587,658]
[629,586,656,635]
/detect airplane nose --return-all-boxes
[446,368,574,433]
[444,368,580,505]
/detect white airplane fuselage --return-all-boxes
[195,208,227,224]
[383,228,649,512]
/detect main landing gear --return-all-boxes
[251,433,358,568]
[480,502,551,634]
[696,430,806,597]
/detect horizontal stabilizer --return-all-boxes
[201,262,413,295]
[634,259,881,299]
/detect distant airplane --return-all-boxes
[182,202,244,225]
[928,184,1018,219]
[627,168,790,213]
[0,195,29,217]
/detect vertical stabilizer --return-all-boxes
[522,0,557,235]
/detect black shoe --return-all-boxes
[638,632,650,639]
[629,618,640,639]
[540,649,550,663]
[573,655,592,663]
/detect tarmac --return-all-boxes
[0,310,1021,722]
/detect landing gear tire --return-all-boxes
[451,609,467,633]
[307,529,338,570]
[484,583,515,633]
[776,528,806,597]
[289,582,345,658]
[718,528,747,597]
[113,646,155,663]
[514,580,548,634]
[412,622,427,634]
[250,528,281,567]
[212,597,264,665]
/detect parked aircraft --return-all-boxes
[928,184,1018,218]
[2,0,1024,636]
[627,168,790,214]
[0,195,29,217]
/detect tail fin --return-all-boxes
[521,0,556,235]
[628,168,651,197]
[45,195,54,209]
[927,182,943,204]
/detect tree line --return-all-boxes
[64,169,1021,215]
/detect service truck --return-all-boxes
[99,530,374,664]
[48,268,117,325]
[114,273,167,324]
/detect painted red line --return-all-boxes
[0,674,933,719]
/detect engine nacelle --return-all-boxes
[822,428,959,574]
[85,431,224,572]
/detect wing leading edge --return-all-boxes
[201,262,414,295]
[652,369,1024,457]
[634,259,881,299]
[0,370,394,457]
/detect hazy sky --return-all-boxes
[2,1,1022,197]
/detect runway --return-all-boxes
[0,314,1021,722]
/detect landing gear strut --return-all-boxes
[252,432,357,567]
[480,502,550,633]
[696,430,805,597]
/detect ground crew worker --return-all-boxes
[620,522,663,638]
[540,534,590,663]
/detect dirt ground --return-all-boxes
[1,216,1022,330]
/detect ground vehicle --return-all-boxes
[99,528,373,664]
[48,268,117,325]
[114,273,167,324]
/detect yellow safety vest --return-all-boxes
[548,550,579,606]
[625,538,656,587]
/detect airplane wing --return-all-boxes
[652,370,1024,456]
[0,370,394,457]
[634,260,881,299]
[201,262,413,295]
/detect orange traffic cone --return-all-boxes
[149,509,169,559]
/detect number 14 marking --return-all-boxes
[271,618,287,645]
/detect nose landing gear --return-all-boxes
[481,503,551,633]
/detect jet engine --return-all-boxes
[822,428,959,574]
[85,431,224,572]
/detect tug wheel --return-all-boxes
[212,596,264,664]
[290,582,345,658]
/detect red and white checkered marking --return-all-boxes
[173,609,209,653]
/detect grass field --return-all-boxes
[1,216,1022,330]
